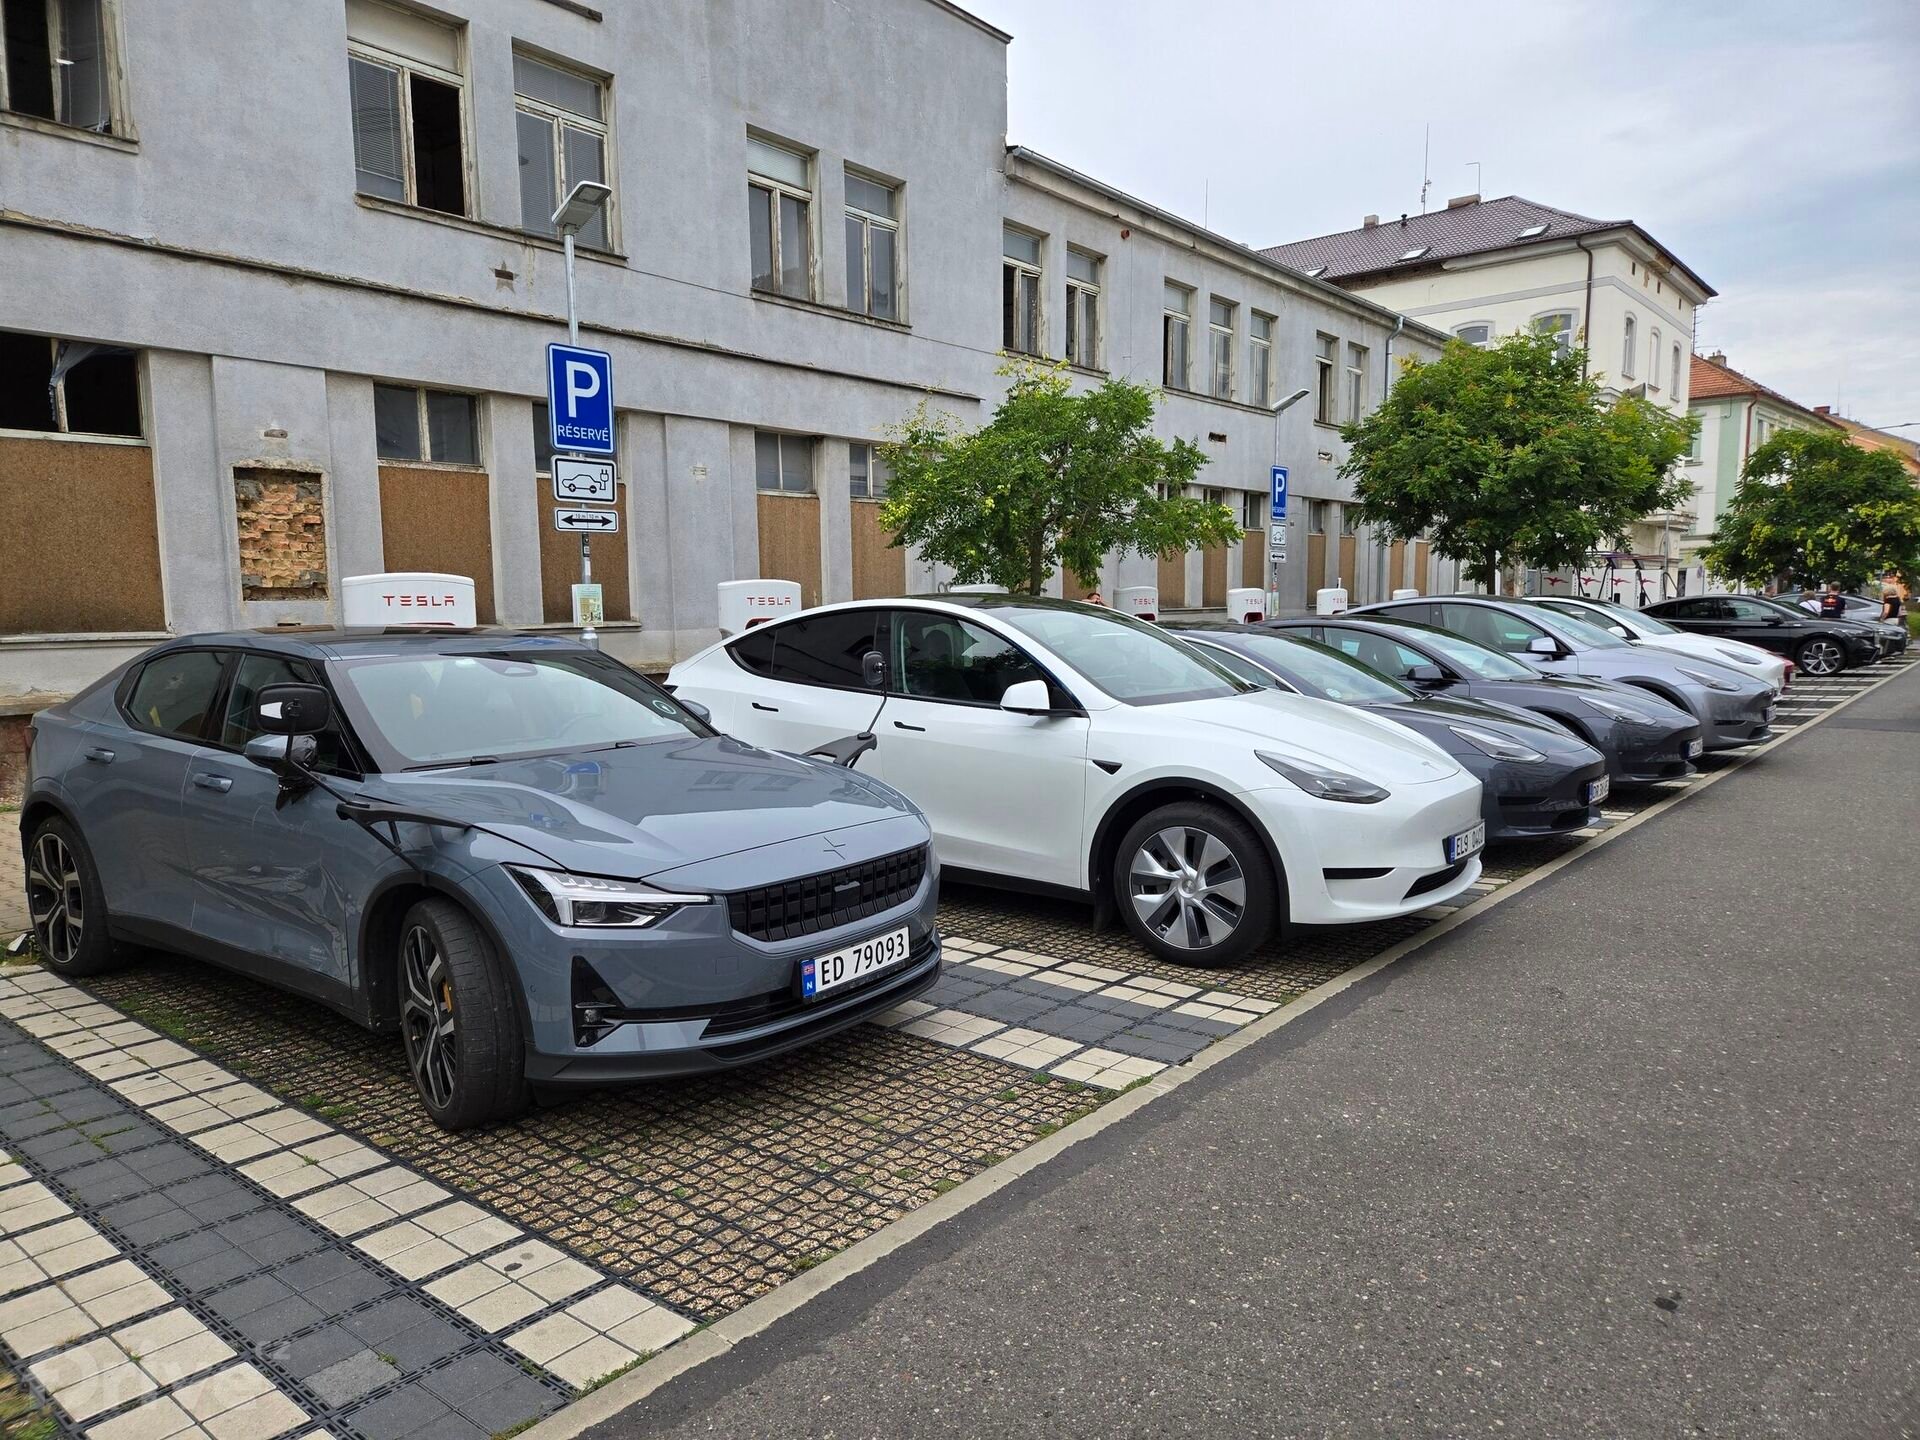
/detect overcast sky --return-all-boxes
[963,0,1920,430]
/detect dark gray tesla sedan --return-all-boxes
[21,630,940,1129]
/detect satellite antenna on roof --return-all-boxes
[1419,124,1431,213]
[1468,160,1482,195]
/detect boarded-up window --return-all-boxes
[0,435,163,634]
[235,469,328,601]
[378,464,495,621]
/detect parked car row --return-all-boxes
[16,586,1809,1130]
[1641,593,1901,675]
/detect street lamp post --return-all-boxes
[1268,387,1313,617]
[551,180,614,647]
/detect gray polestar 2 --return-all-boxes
[21,630,940,1129]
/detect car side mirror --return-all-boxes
[1609,626,1630,638]
[254,682,332,735]
[680,698,712,725]
[1000,679,1053,715]
[244,732,318,781]
[1526,636,1559,657]
[1407,664,1446,686]
[861,650,887,689]
[1763,616,1783,626]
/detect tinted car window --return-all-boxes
[219,652,349,771]
[748,611,881,688]
[1317,626,1431,680]
[1439,603,1546,654]
[1661,598,1718,620]
[730,624,777,677]
[1227,634,1409,703]
[892,612,1042,704]
[1726,598,1780,621]
[126,651,226,740]
[1372,602,1438,625]
[1187,641,1286,690]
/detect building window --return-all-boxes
[1241,492,1264,530]
[1,0,115,131]
[749,137,813,299]
[1646,327,1661,390]
[374,384,478,464]
[1002,227,1042,355]
[1066,249,1101,369]
[848,441,891,499]
[531,401,554,475]
[1621,314,1637,378]
[1453,322,1492,347]
[1671,342,1682,397]
[514,51,610,249]
[1208,299,1235,401]
[1307,499,1328,535]
[844,171,900,320]
[1531,311,1576,356]
[755,432,815,493]
[1314,333,1337,423]
[1163,283,1193,391]
[0,329,140,437]
[1686,421,1702,463]
[1248,313,1274,407]
[1345,342,1369,421]
[346,0,468,217]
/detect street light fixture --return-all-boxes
[550,180,614,645]
[1265,388,1313,616]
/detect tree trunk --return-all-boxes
[1026,527,1047,595]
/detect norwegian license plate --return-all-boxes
[800,927,911,1000]
[1685,737,1705,759]
[1583,775,1610,806]
[1445,821,1486,864]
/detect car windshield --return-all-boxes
[1528,605,1630,649]
[1605,605,1679,635]
[992,604,1252,705]
[1219,633,1411,703]
[1746,595,1815,620]
[1389,623,1538,681]
[330,650,707,770]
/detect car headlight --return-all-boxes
[1584,693,1658,722]
[1710,647,1763,667]
[507,865,711,928]
[1448,724,1544,762]
[1257,751,1390,804]
[1678,666,1738,693]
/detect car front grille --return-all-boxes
[727,845,929,943]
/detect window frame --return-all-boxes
[1065,248,1102,370]
[1671,342,1682,397]
[749,135,816,301]
[0,0,125,135]
[1241,491,1264,531]
[374,383,481,466]
[1344,341,1369,421]
[1247,312,1274,407]
[0,329,143,442]
[1452,321,1493,348]
[1207,297,1236,401]
[848,440,891,500]
[115,646,232,745]
[844,168,902,321]
[1314,333,1338,424]
[1002,226,1044,356]
[346,16,472,218]
[512,49,614,251]
[754,430,816,494]
[1646,326,1661,391]
[1163,282,1194,392]
[1621,314,1637,379]
[1530,310,1576,356]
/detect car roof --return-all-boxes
[145,628,597,661]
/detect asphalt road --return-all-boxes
[592,667,1920,1440]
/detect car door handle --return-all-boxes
[892,720,927,732]
[192,773,233,793]
[83,747,115,763]
[751,702,779,712]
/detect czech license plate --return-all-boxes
[1685,738,1705,759]
[1445,821,1486,864]
[1583,775,1610,806]
[800,926,911,1000]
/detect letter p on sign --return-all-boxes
[546,342,616,457]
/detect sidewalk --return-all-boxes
[588,663,1920,1438]
[1,813,23,939]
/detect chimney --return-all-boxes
[1814,405,1832,415]
[1446,193,1480,209]
[1707,350,1727,367]
[1362,214,1379,228]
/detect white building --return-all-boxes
[1686,351,1844,551]
[1265,195,1717,583]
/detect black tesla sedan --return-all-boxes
[1266,616,1704,784]
[1166,624,1610,840]
[1641,594,1882,676]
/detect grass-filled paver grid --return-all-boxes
[77,957,1102,1324]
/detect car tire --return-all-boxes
[1795,637,1846,677]
[1112,802,1278,968]
[23,817,123,977]
[398,898,528,1131]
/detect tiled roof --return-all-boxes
[1689,353,1840,427]
[1261,195,1716,297]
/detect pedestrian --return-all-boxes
[1883,586,1905,624]
[1084,590,1106,607]
[1818,582,1847,619]
[1798,588,1822,615]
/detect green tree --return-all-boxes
[879,361,1237,595]
[1702,427,1920,590]
[1340,331,1695,591]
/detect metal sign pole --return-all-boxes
[563,229,597,648]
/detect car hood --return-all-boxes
[1358,697,1602,763]
[1151,691,1463,783]
[355,735,914,879]
[1639,634,1778,669]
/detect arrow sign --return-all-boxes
[554,507,620,534]
[553,457,616,504]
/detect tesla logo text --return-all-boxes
[379,593,459,608]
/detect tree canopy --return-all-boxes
[1701,427,1920,591]
[879,362,1238,596]
[1340,331,1695,591]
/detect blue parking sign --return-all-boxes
[1270,465,1289,524]
[547,343,615,457]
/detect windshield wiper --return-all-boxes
[403,754,503,771]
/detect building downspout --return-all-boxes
[1385,313,1405,393]
[1574,235,1596,378]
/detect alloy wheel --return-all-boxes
[400,925,458,1111]
[25,832,84,965]
[1800,641,1843,677]
[1128,825,1248,951]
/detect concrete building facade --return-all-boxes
[1685,351,1844,548]
[0,0,1451,727]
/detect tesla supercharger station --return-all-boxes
[1226,587,1264,623]
[341,573,477,628]
[1117,587,1159,622]
[717,579,802,636]
[1391,587,1419,600]
[1314,585,1350,616]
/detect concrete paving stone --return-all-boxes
[605,1306,697,1355]
[139,1330,238,1387]
[423,1262,507,1309]
[18,1216,98,1259]
[380,1314,467,1369]
[85,1394,199,1440]
[442,1216,518,1256]
[343,1294,436,1346]
[13,1132,100,1173]
[232,1223,317,1269]
[59,1157,148,1205]
[456,1281,543,1332]
[52,1358,159,1421]
[123,1144,211,1186]
[200,1388,309,1440]
[385,1236,463,1280]
[40,1234,121,1279]
[0,1257,45,1296]
[546,1333,639,1389]
[1099,1032,1200,1065]
[149,1229,232,1270]
[168,1247,257,1296]
[115,1204,209,1249]
[76,1275,171,1328]
[420,1349,530,1406]
[172,1361,276,1420]
[3,1298,94,1355]
[268,1323,365,1379]
[305,1348,399,1407]
[232,1294,327,1345]
[964,991,1054,1024]
[298,1264,391,1316]
[451,1370,559,1430]
[559,1286,652,1332]
[508,1312,595,1365]
[113,1304,206,1353]
[482,1240,566,1280]
[206,1274,294,1322]
[343,1384,462,1440]
[314,1197,402,1238]
[195,1124,285,1165]
[270,1247,363,1292]
[353,1219,431,1261]
[30,1332,121,1387]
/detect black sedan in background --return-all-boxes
[1769,591,1908,658]
[1167,625,1611,840]
[1268,616,1704,784]
[1641,594,1882,676]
